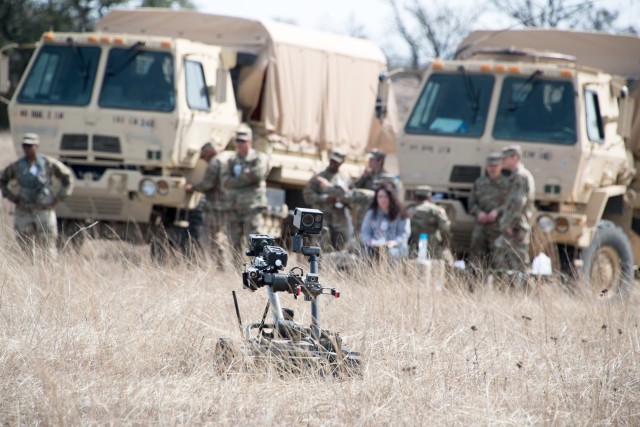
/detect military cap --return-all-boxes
[200,142,216,155]
[367,149,386,161]
[502,144,522,158]
[486,152,503,165]
[21,133,40,145]
[236,123,253,141]
[329,149,346,163]
[414,185,433,198]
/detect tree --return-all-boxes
[489,0,633,32]
[386,0,479,69]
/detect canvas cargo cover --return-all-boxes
[456,29,640,78]
[97,8,398,155]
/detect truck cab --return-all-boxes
[6,31,239,243]
[398,29,640,294]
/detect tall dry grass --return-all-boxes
[0,219,639,425]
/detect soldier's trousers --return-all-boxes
[494,228,530,272]
[469,223,501,269]
[204,209,229,268]
[14,208,58,260]
[228,207,265,256]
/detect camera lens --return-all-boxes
[301,213,314,227]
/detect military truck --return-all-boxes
[0,9,398,255]
[397,29,640,295]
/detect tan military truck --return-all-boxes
[0,9,398,256]
[397,29,640,295]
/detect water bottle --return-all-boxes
[418,233,428,260]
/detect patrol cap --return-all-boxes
[200,142,216,155]
[367,149,386,161]
[486,152,503,165]
[329,149,346,163]
[236,123,252,141]
[414,185,433,198]
[502,144,522,158]
[21,133,39,145]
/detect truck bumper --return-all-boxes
[56,170,198,223]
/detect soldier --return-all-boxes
[354,149,400,194]
[0,133,74,260]
[185,142,229,268]
[222,124,269,256]
[468,152,509,270]
[406,185,453,265]
[495,144,536,272]
[303,150,354,251]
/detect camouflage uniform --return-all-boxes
[191,155,229,266]
[353,169,400,193]
[495,162,536,272]
[407,197,453,264]
[468,173,509,268]
[0,151,74,259]
[303,166,354,251]
[223,148,268,254]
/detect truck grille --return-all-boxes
[93,135,121,153]
[60,134,89,151]
[449,165,482,183]
[60,134,121,154]
[64,197,123,216]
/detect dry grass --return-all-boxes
[0,226,639,425]
[1,132,639,424]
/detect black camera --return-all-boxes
[293,208,323,234]
[246,234,277,257]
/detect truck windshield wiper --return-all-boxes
[106,41,145,76]
[67,37,90,92]
[458,65,480,123]
[508,69,543,111]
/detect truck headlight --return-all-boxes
[139,179,157,197]
[157,180,170,196]
[555,217,569,233]
[537,215,555,233]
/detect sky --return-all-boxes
[193,0,639,62]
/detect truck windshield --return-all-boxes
[405,73,494,137]
[493,76,576,144]
[99,48,174,112]
[17,44,100,106]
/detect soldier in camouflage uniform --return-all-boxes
[468,152,509,270]
[222,124,268,256]
[494,144,536,272]
[303,150,354,251]
[0,133,74,260]
[185,142,229,268]
[406,185,453,264]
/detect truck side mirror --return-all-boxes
[215,68,227,103]
[618,86,634,139]
[376,72,388,120]
[0,51,11,96]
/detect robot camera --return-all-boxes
[293,208,323,235]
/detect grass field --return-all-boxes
[0,132,639,424]
[0,235,639,425]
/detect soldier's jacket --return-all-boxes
[223,148,268,211]
[0,154,74,211]
[499,164,536,232]
[468,173,509,227]
[303,168,352,228]
[407,200,451,257]
[354,169,400,193]
[192,156,230,211]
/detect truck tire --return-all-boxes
[57,220,86,253]
[580,220,633,298]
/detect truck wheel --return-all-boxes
[581,220,633,298]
